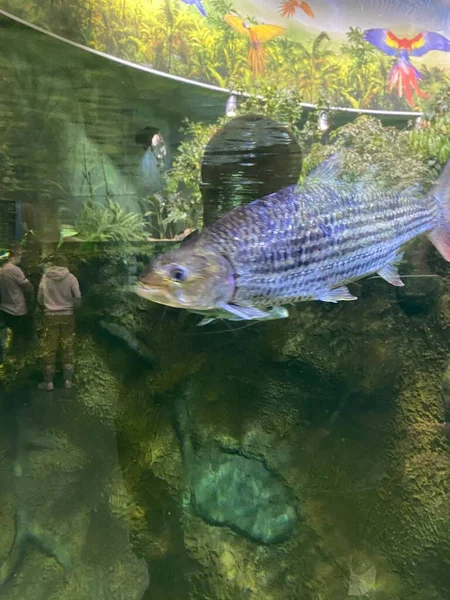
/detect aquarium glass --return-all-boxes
[1,2,450,599]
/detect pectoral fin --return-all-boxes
[267,306,289,320]
[377,263,404,287]
[317,286,357,303]
[198,317,216,326]
[216,302,273,321]
[197,305,289,326]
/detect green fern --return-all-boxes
[75,197,148,242]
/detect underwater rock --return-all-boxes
[0,389,149,599]
[99,319,154,365]
[441,363,450,420]
[0,427,77,591]
[192,450,298,544]
[396,275,444,315]
[75,335,124,427]
[348,555,377,597]
[174,382,298,545]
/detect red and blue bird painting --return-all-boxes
[224,15,285,75]
[181,0,207,17]
[363,29,450,107]
[278,0,314,19]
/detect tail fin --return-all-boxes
[428,159,450,261]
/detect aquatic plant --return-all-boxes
[159,87,450,237]
[0,143,18,196]
[159,82,323,231]
[408,86,450,172]
[408,112,450,172]
[162,117,228,231]
[142,190,198,239]
[241,82,305,121]
[302,115,431,189]
[74,196,148,242]
[241,81,333,162]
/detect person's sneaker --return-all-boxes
[38,381,54,391]
[63,365,74,390]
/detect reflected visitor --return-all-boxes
[37,254,81,391]
[0,245,34,359]
[136,126,168,196]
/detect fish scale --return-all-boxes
[137,156,450,324]
[201,175,440,306]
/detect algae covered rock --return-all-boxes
[75,334,125,426]
[0,389,149,600]
[192,450,298,544]
[441,360,450,419]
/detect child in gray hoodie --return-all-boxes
[37,254,81,390]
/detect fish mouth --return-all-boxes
[134,273,186,309]
[134,281,177,307]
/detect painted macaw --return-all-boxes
[363,29,450,107]
[224,15,285,75]
[279,0,314,19]
[181,0,207,17]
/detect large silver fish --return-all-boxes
[135,156,450,323]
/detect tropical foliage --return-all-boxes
[0,144,18,196]
[145,82,325,233]
[303,115,431,189]
[141,84,450,238]
[4,0,450,110]
[301,89,450,189]
[141,190,193,239]
[74,197,148,242]
[408,85,450,173]
[2,0,450,244]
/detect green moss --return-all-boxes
[74,334,124,427]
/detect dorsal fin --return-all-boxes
[306,153,344,183]
[179,229,200,246]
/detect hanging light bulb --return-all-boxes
[318,111,329,132]
[226,93,238,117]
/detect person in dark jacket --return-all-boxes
[37,254,81,391]
[0,245,33,358]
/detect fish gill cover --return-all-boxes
[2,0,450,110]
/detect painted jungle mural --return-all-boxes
[2,0,450,110]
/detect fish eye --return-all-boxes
[170,267,187,283]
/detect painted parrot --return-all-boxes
[363,29,450,107]
[224,15,285,75]
[279,0,314,19]
[181,0,207,17]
